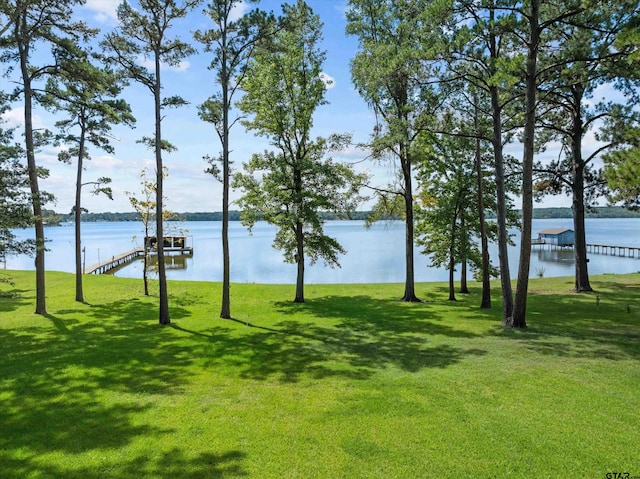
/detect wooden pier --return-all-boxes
[85,236,194,274]
[85,248,145,274]
[586,243,640,259]
[531,240,640,259]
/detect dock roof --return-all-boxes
[538,228,573,235]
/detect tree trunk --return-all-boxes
[474,96,491,308]
[401,152,420,302]
[220,54,231,319]
[20,53,46,315]
[490,86,512,320]
[489,8,511,321]
[74,122,86,303]
[155,53,170,325]
[143,221,149,296]
[449,211,457,301]
[459,213,469,294]
[294,222,305,303]
[510,0,540,329]
[570,87,592,293]
[448,254,456,301]
[460,258,469,294]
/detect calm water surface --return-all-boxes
[5,218,640,283]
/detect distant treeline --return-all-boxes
[51,206,639,224]
[60,210,379,223]
[532,206,640,219]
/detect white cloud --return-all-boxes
[335,145,370,161]
[320,72,336,89]
[229,1,249,22]
[91,155,126,170]
[1,107,46,130]
[84,0,120,22]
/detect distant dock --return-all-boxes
[531,227,640,259]
[532,240,640,259]
[85,235,194,274]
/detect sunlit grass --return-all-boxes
[1,270,639,478]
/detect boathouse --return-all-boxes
[536,228,574,247]
[145,235,192,253]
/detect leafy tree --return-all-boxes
[127,167,173,297]
[0,97,33,263]
[194,0,273,319]
[604,126,640,209]
[415,115,499,303]
[534,2,640,292]
[416,152,477,302]
[103,0,197,325]
[346,0,444,302]
[0,0,95,314]
[447,0,524,320]
[234,1,367,303]
[43,53,135,302]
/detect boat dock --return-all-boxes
[532,240,640,259]
[85,235,194,274]
[85,248,145,274]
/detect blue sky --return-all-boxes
[3,0,385,214]
[3,0,609,214]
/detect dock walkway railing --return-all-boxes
[531,239,640,259]
[85,248,145,275]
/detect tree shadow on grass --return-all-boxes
[174,294,487,383]
[0,448,247,479]
[492,280,640,360]
[0,287,31,313]
[0,299,245,478]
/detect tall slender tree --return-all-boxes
[511,0,586,328]
[235,0,367,303]
[448,0,523,321]
[0,0,95,314]
[44,54,135,302]
[194,0,273,319]
[347,0,443,302]
[103,0,197,325]
[534,1,640,292]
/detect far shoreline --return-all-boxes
[40,205,640,225]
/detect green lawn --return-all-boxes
[1,270,639,478]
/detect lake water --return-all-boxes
[5,218,640,283]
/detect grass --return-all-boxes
[1,270,639,478]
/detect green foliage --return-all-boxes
[137,136,178,153]
[194,0,273,138]
[234,135,367,268]
[0,102,33,258]
[603,126,640,209]
[346,0,442,160]
[103,0,198,322]
[195,0,275,317]
[533,2,640,206]
[346,0,449,301]
[103,0,197,94]
[414,122,498,290]
[235,1,368,301]
[126,167,175,231]
[364,194,405,227]
[238,1,326,145]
